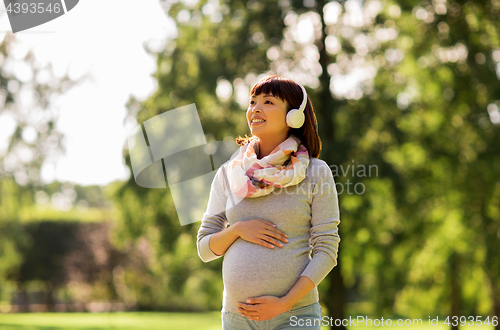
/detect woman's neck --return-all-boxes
[256,134,290,159]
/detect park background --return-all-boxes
[0,0,499,329]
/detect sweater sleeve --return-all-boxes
[300,160,341,286]
[197,165,229,263]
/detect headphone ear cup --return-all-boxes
[286,109,305,128]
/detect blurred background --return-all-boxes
[0,0,499,329]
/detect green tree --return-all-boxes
[0,32,78,303]
[316,0,500,327]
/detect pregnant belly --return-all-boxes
[222,237,310,284]
[222,238,312,309]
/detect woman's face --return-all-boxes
[246,92,290,138]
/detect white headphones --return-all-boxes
[286,83,307,128]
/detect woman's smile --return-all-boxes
[250,118,266,125]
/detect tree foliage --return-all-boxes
[113,0,500,325]
[0,32,78,293]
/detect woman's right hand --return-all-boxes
[234,219,288,249]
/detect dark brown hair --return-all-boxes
[236,75,322,158]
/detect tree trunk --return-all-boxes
[493,286,500,330]
[315,1,346,329]
[324,260,346,330]
[486,270,500,330]
[450,252,461,330]
[47,283,56,312]
[15,282,28,313]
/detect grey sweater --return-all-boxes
[197,157,340,313]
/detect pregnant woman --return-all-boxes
[197,75,340,330]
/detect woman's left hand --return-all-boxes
[237,296,290,321]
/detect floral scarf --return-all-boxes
[226,135,310,198]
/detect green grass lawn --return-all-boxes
[0,313,495,330]
[0,312,222,330]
